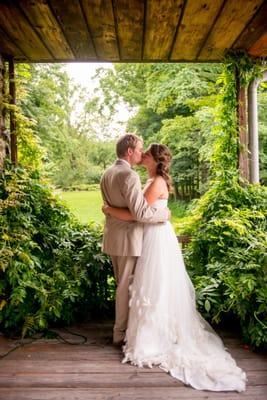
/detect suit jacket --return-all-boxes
[100,159,168,257]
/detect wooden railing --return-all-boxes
[177,235,192,249]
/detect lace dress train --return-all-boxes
[122,199,246,392]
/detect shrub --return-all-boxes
[184,178,267,349]
[0,163,114,337]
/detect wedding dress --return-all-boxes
[122,199,246,392]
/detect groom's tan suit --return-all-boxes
[100,159,168,343]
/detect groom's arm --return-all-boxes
[121,171,168,223]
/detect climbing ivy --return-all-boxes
[211,51,261,180]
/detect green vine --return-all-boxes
[211,51,261,181]
[1,62,44,171]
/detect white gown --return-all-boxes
[122,199,246,392]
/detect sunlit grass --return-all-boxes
[58,190,105,225]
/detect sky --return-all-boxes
[65,62,110,92]
[64,63,132,138]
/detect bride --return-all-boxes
[102,143,246,392]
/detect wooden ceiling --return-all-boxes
[0,0,267,63]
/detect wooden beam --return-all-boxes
[113,0,144,60]
[17,0,75,61]
[0,26,27,60]
[171,0,224,61]
[236,70,249,181]
[0,54,7,170]
[81,0,119,60]
[199,0,264,60]
[0,2,52,60]
[233,1,267,53]
[48,0,97,60]
[144,0,184,61]
[248,31,267,57]
[9,58,17,167]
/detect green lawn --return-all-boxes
[59,190,188,226]
[58,190,105,224]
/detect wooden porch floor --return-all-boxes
[0,322,266,400]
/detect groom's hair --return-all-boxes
[116,134,143,158]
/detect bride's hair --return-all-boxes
[149,143,173,192]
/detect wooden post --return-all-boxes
[0,53,7,170]
[236,72,250,181]
[9,57,17,166]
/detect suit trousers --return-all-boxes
[111,255,138,343]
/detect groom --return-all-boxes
[100,133,169,346]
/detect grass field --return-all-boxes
[59,190,188,226]
[58,190,105,225]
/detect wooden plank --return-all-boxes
[2,348,262,362]
[233,1,267,52]
[0,386,266,400]
[0,1,51,60]
[48,0,96,60]
[249,31,267,57]
[1,340,265,361]
[0,370,265,388]
[0,371,183,388]
[238,358,267,371]
[0,339,251,352]
[17,0,74,60]
[0,348,122,361]
[225,347,267,360]
[144,0,184,61]
[81,0,119,60]
[113,0,144,60]
[171,0,224,61]
[0,360,154,374]
[199,0,264,60]
[0,357,266,374]
[0,343,122,353]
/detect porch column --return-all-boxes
[0,53,7,170]
[248,70,267,184]
[9,57,17,166]
[236,71,249,181]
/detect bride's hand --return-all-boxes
[102,204,110,215]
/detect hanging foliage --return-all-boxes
[210,51,261,180]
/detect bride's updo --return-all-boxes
[149,143,172,192]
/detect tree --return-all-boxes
[95,63,222,199]
[17,64,116,188]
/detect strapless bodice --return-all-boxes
[151,198,168,208]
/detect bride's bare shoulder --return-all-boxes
[153,175,167,188]
[144,176,168,196]
[146,176,164,184]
